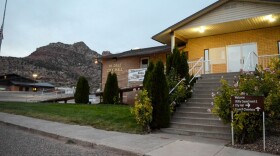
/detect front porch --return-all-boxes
[188,53,280,76]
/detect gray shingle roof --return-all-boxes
[102,46,171,59]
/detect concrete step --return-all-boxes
[171,117,223,126]
[198,78,236,84]
[169,122,230,134]
[177,107,211,113]
[201,72,239,77]
[184,102,213,108]
[192,90,214,95]
[193,86,220,92]
[188,98,213,103]
[192,93,212,98]
[194,83,222,88]
[161,128,231,140]
[174,112,216,118]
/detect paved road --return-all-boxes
[0,124,124,156]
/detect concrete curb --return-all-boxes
[0,121,142,156]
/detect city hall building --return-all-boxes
[100,0,280,104]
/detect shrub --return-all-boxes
[103,72,119,104]
[131,90,153,132]
[150,60,170,129]
[74,76,90,104]
[213,58,280,144]
[212,79,236,124]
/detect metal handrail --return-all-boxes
[243,51,258,71]
[258,54,280,58]
[169,57,203,95]
[189,57,204,74]
[169,57,204,106]
[189,64,203,83]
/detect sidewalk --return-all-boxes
[0,112,275,156]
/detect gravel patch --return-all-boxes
[228,134,280,155]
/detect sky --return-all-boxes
[0,0,217,57]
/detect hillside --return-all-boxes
[0,42,101,92]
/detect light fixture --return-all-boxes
[32,73,38,79]
[264,15,276,23]
[94,58,98,64]
[195,26,206,33]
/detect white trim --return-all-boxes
[278,41,280,54]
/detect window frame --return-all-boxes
[140,57,149,68]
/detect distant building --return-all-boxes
[101,45,170,104]
[0,74,55,91]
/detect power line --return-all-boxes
[0,0,8,55]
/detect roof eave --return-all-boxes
[152,0,230,43]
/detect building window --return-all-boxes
[204,49,209,73]
[141,57,149,68]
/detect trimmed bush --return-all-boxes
[103,72,119,104]
[74,76,90,104]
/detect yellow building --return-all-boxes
[152,0,280,74]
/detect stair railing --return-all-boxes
[243,51,258,72]
[169,57,204,106]
[188,57,204,75]
[258,54,280,69]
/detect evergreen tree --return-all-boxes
[103,72,113,104]
[74,76,90,104]
[166,54,173,75]
[143,61,154,97]
[103,72,119,104]
[111,73,119,104]
[150,60,170,129]
[179,52,189,80]
[172,47,181,79]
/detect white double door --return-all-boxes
[227,43,257,72]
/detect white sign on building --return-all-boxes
[128,68,147,82]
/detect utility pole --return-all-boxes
[0,0,8,55]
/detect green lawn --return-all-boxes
[0,102,141,133]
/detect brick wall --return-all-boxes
[101,53,167,104]
[185,26,280,61]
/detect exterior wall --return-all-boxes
[10,86,20,91]
[184,26,280,72]
[101,53,167,104]
[102,53,167,90]
[179,1,280,30]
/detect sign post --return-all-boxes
[231,96,265,150]
[231,110,234,145]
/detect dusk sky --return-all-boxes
[0,0,216,57]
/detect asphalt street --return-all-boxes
[0,124,124,156]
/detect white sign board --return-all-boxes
[128,68,147,82]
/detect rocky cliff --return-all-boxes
[0,42,101,92]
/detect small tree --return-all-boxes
[150,60,170,129]
[103,72,119,104]
[74,76,90,104]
